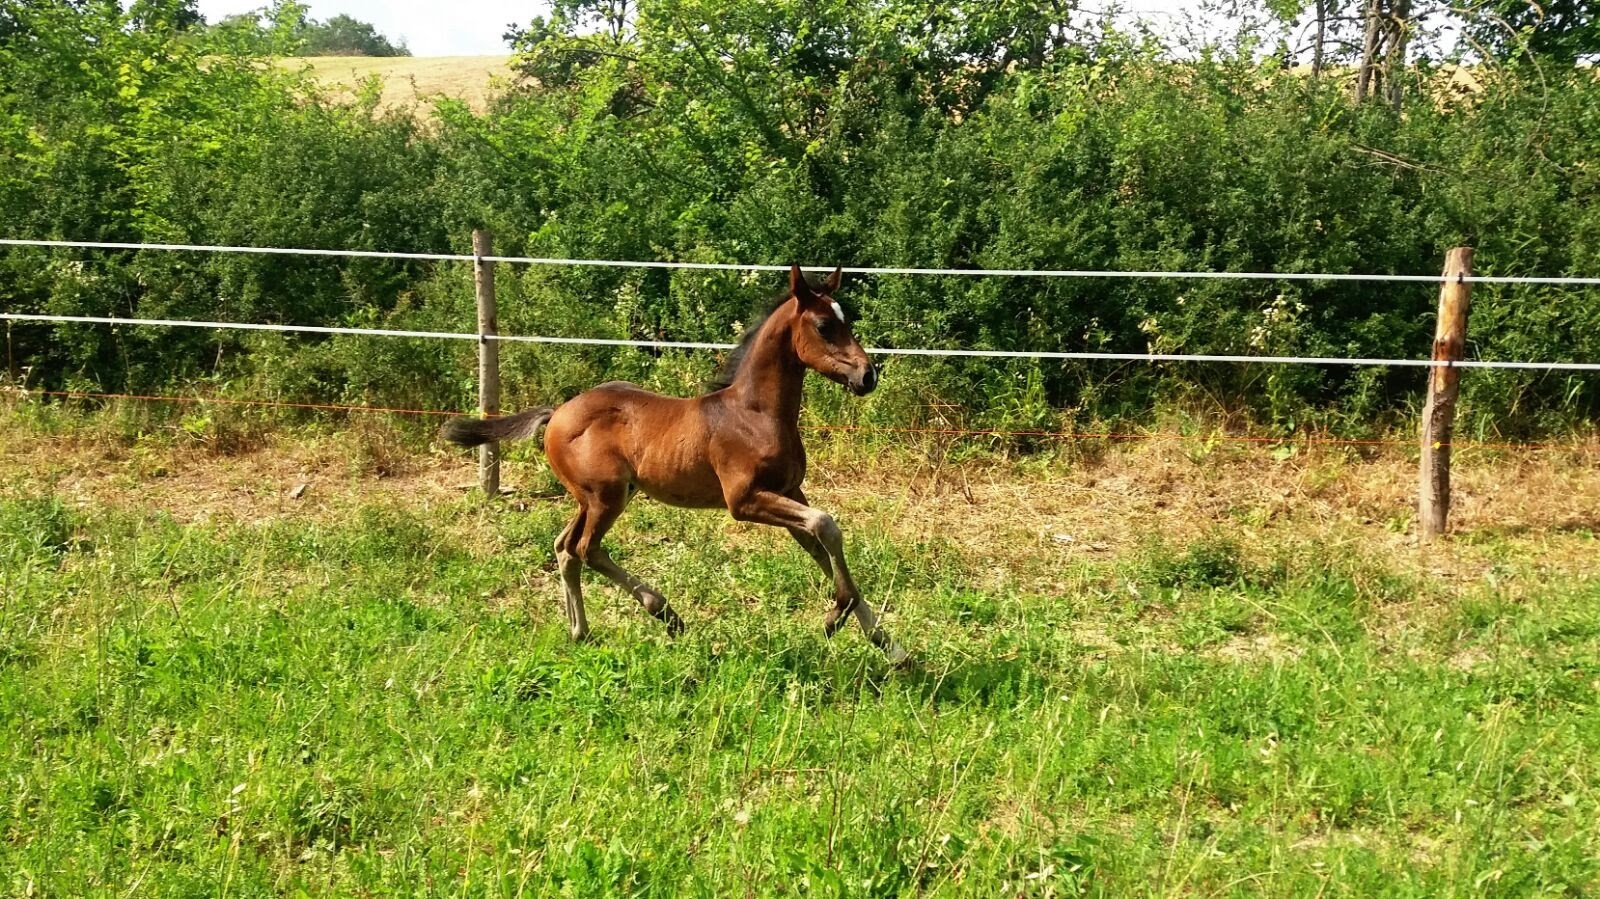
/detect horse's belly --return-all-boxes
[634,463,724,509]
[638,484,725,509]
[628,429,725,508]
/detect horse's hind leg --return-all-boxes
[575,486,686,636]
[586,547,685,636]
[554,510,592,641]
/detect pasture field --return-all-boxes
[3,407,1599,896]
[280,55,514,112]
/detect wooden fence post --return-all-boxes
[474,228,500,499]
[1418,246,1473,541]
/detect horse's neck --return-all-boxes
[727,312,805,423]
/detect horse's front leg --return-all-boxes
[728,487,909,665]
[782,488,853,631]
[784,487,834,569]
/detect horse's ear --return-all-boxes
[789,264,813,300]
[822,267,842,294]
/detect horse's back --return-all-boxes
[557,380,692,420]
[592,379,647,394]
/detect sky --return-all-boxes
[193,0,1218,58]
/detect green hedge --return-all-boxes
[3,2,1599,437]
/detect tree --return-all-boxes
[198,5,410,57]
[299,13,411,57]
[504,1,637,90]
[1354,0,1412,107]
[127,0,204,33]
[1464,0,1599,63]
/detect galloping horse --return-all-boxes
[443,265,908,664]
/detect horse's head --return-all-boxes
[787,264,877,396]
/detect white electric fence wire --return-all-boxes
[5,238,1600,285]
[6,312,1600,372]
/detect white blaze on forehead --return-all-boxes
[828,300,846,323]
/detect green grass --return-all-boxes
[2,476,1599,896]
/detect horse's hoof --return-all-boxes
[822,612,849,638]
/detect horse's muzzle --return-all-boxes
[849,364,878,396]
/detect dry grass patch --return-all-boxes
[283,55,515,113]
[4,418,1598,589]
[0,404,1591,611]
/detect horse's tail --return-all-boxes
[440,406,555,448]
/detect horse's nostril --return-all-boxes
[861,365,878,394]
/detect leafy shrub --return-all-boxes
[5,2,1600,438]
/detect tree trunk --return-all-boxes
[1384,0,1411,110]
[1313,0,1327,78]
[1356,0,1381,102]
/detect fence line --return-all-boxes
[6,237,1600,285]
[0,312,738,351]
[8,388,463,417]
[8,235,1594,535]
[6,311,1600,372]
[7,387,1590,453]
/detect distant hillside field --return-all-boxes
[281,55,515,111]
[276,55,1494,117]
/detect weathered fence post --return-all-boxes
[474,228,500,499]
[1418,246,1473,541]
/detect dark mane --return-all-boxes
[708,289,793,391]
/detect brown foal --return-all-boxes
[443,265,908,664]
